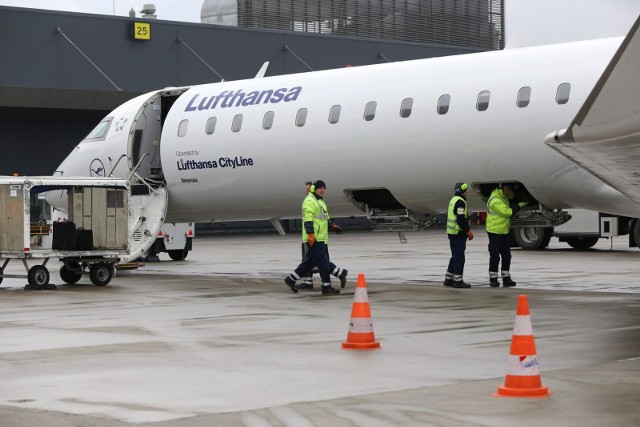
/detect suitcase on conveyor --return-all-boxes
[52,221,76,250]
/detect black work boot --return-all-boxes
[284,276,298,293]
[452,280,471,288]
[502,277,517,287]
[339,269,348,288]
[295,281,313,291]
[443,279,454,287]
[321,285,340,295]
[489,279,500,287]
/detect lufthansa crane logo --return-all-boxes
[90,158,106,177]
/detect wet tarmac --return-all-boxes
[1,230,639,426]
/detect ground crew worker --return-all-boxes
[296,181,316,290]
[443,182,473,288]
[284,180,348,295]
[486,183,527,287]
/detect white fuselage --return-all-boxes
[54,36,640,222]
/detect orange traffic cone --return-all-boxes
[342,273,380,350]
[494,294,552,398]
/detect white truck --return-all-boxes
[141,222,194,261]
[512,209,638,250]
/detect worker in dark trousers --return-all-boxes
[296,181,317,290]
[284,180,348,296]
[443,182,473,288]
[486,183,527,287]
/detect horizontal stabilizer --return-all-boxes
[545,15,640,205]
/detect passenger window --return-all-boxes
[329,105,341,124]
[205,117,217,135]
[178,119,188,137]
[517,87,531,108]
[400,98,413,118]
[232,114,243,132]
[263,111,275,130]
[437,94,451,115]
[476,90,490,112]
[556,82,571,105]
[295,108,308,127]
[364,101,377,121]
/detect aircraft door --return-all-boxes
[131,97,163,181]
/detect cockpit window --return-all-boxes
[84,118,112,141]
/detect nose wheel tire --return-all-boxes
[89,263,113,286]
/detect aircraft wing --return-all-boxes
[545,15,640,205]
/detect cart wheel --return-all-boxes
[60,262,82,285]
[90,263,113,286]
[28,265,50,287]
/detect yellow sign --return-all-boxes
[133,22,151,40]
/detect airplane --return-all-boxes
[48,15,640,258]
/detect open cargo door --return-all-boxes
[124,184,168,262]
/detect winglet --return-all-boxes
[545,14,640,205]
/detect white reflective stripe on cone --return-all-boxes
[354,288,369,303]
[513,315,533,336]
[348,317,373,333]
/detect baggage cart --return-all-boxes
[0,176,130,288]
